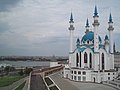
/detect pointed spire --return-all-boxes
[76,38,80,43]
[109,13,113,23]
[85,18,89,27]
[76,38,80,47]
[94,5,98,16]
[69,12,74,23]
[105,35,109,40]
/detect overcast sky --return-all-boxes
[0,0,120,56]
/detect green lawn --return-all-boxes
[15,81,26,90]
[0,76,24,87]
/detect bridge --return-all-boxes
[28,65,64,90]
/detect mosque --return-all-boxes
[63,6,117,83]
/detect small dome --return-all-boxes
[81,31,102,43]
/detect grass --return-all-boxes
[15,81,26,90]
[0,76,24,87]
[44,77,53,86]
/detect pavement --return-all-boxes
[0,77,27,90]
[30,75,47,90]
[50,72,117,90]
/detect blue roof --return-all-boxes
[81,31,102,42]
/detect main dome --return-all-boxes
[81,31,102,43]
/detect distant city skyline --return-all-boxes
[0,0,120,56]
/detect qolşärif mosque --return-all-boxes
[63,6,117,83]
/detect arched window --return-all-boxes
[80,52,81,67]
[76,53,79,67]
[102,53,104,70]
[89,53,92,68]
[87,41,89,44]
[84,52,87,63]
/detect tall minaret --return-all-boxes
[108,13,114,53]
[92,6,100,52]
[85,18,90,33]
[69,13,75,53]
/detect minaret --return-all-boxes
[108,13,114,53]
[92,6,100,52]
[85,18,90,33]
[104,35,109,53]
[69,13,75,53]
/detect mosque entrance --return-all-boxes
[93,77,95,83]
[66,74,68,78]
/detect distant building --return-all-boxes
[63,6,117,83]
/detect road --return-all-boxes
[30,75,47,90]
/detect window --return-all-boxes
[83,76,86,81]
[89,53,92,68]
[83,71,86,75]
[76,53,79,67]
[74,76,76,80]
[80,52,81,67]
[74,71,76,74]
[84,52,87,63]
[72,75,73,79]
[102,53,104,70]
[108,77,110,80]
[87,41,89,44]
[71,71,73,74]
[78,76,81,81]
[108,73,110,75]
[113,73,114,75]
[78,71,81,74]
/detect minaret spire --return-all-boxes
[86,18,89,27]
[109,13,113,23]
[94,5,98,16]
[69,12,74,23]
[85,18,90,33]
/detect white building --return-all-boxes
[63,6,117,83]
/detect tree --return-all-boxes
[24,67,33,75]
[18,69,24,76]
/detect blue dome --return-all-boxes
[81,31,102,43]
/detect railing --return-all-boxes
[103,80,120,90]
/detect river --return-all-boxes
[0,60,50,68]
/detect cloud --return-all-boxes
[0,0,120,56]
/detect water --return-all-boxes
[0,60,50,68]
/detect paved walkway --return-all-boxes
[0,77,27,90]
[50,73,80,90]
[50,73,117,90]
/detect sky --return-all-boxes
[0,0,120,56]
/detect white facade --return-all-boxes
[63,6,117,83]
